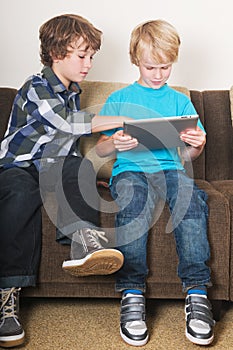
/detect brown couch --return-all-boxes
[0,82,232,317]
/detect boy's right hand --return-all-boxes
[112,130,138,152]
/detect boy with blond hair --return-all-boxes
[97,19,215,347]
[0,14,129,348]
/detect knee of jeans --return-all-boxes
[3,176,40,211]
[177,188,208,220]
[189,189,208,218]
[115,187,149,216]
[16,185,40,207]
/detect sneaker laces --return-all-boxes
[0,288,20,320]
[85,229,109,248]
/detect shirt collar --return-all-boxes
[41,66,82,95]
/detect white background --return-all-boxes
[1,0,232,90]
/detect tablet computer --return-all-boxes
[123,115,199,149]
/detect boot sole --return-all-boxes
[0,331,25,348]
[62,249,124,276]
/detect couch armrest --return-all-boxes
[0,87,17,139]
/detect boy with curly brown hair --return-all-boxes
[0,14,128,348]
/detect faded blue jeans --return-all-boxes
[110,170,212,293]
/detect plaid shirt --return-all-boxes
[0,66,94,170]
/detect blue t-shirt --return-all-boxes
[100,82,204,180]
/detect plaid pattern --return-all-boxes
[0,66,94,169]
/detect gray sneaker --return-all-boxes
[0,288,25,348]
[62,228,124,276]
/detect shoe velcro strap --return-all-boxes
[186,303,213,319]
[121,295,146,323]
[121,310,146,323]
[121,303,145,314]
[121,296,145,307]
[186,295,212,309]
[187,310,216,327]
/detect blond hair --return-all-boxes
[129,19,180,66]
[39,14,102,67]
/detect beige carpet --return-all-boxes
[13,298,233,350]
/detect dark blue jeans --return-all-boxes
[0,156,100,288]
[110,170,211,293]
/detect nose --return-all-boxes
[153,68,162,80]
[84,57,92,69]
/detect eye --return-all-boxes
[162,65,171,70]
[78,55,94,60]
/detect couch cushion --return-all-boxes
[79,80,129,113]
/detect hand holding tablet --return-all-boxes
[123,115,199,149]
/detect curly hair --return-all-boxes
[39,14,102,66]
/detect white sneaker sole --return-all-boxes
[62,249,124,276]
[185,329,214,345]
[0,330,25,348]
[120,327,149,347]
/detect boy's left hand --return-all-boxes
[180,126,206,149]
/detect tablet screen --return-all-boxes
[123,115,199,149]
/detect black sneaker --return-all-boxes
[185,294,215,345]
[62,228,124,276]
[0,287,25,348]
[120,293,149,346]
